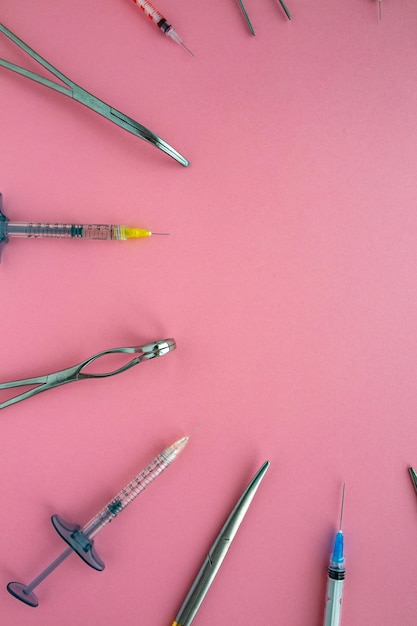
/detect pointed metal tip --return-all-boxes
[188,424,203,438]
[151,232,170,236]
[339,483,346,530]
[409,467,417,493]
[237,0,256,35]
[253,461,270,485]
[278,0,292,20]
[181,42,195,57]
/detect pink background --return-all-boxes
[1,1,417,624]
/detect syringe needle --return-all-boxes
[131,0,194,55]
[179,40,195,57]
[188,423,203,438]
[339,482,345,530]
[162,25,194,56]
[378,0,382,20]
[7,436,189,607]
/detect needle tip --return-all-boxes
[188,424,203,438]
[339,483,346,530]
[182,43,194,56]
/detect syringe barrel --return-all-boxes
[132,0,165,25]
[83,437,188,538]
[5,222,125,240]
[323,573,344,626]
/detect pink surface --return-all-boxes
[1,0,417,624]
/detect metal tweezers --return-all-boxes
[0,23,189,167]
[0,338,176,410]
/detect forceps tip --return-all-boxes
[409,467,417,491]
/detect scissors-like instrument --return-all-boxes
[0,23,189,167]
[0,338,176,410]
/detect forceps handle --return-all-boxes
[0,375,47,390]
[75,346,150,380]
[0,22,74,88]
[0,58,71,96]
[0,348,142,392]
[0,375,53,410]
[0,353,141,409]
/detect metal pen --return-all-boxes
[171,460,270,626]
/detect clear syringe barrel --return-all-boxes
[6,222,129,240]
[131,0,166,26]
[324,569,345,626]
[83,437,188,539]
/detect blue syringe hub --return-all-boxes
[331,530,345,565]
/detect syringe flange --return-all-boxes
[6,513,106,608]
[51,514,105,571]
[0,193,9,261]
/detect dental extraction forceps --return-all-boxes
[0,23,189,167]
[0,339,176,410]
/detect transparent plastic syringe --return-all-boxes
[130,0,194,56]
[0,193,168,261]
[7,436,189,607]
[83,437,188,539]
[5,222,165,240]
[323,484,346,626]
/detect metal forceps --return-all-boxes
[0,338,176,410]
[0,23,189,167]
